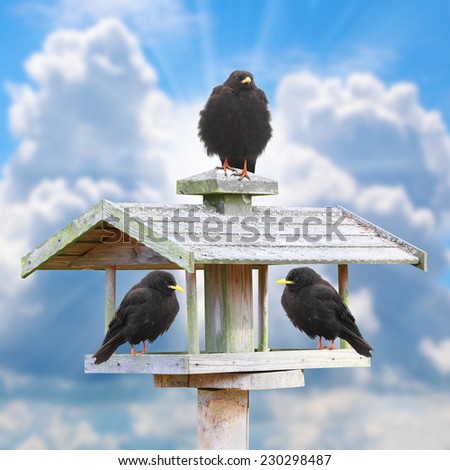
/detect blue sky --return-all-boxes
[1,0,450,450]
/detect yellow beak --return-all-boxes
[276,278,293,285]
[169,284,184,293]
[241,76,252,84]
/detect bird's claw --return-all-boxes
[216,159,236,176]
[232,170,250,181]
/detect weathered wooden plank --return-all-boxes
[22,199,426,275]
[338,264,350,350]
[21,199,198,276]
[204,264,253,353]
[339,206,427,271]
[176,169,278,196]
[39,247,419,271]
[154,370,305,390]
[84,353,188,374]
[101,200,195,273]
[197,389,249,450]
[59,241,100,255]
[38,261,181,271]
[124,204,345,221]
[21,200,105,277]
[187,349,370,373]
[258,266,269,352]
[105,267,116,333]
[69,241,172,268]
[190,246,419,266]
[144,229,405,245]
[84,349,370,374]
[186,270,200,354]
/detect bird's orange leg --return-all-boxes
[131,342,148,355]
[330,340,335,350]
[216,158,236,175]
[232,160,250,180]
[318,337,331,350]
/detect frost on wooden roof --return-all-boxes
[21,196,427,278]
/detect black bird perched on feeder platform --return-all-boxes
[277,267,373,357]
[93,271,184,364]
[198,70,272,180]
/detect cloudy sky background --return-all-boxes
[1,0,450,449]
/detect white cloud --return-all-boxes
[356,184,435,233]
[259,70,439,236]
[419,338,450,375]
[259,387,450,449]
[5,18,170,203]
[0,401,31,436]
[0,400,124,449]
[271,70,450,225]
[127,390,197,448]
[349,287,379,335]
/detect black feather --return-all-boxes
[93,271,181,364]
[279,267,373,357]
[198,70,272,173]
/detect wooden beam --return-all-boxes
[105,267,116,333]
[21,200,105,277]
[204,264,253,353]
[202,262,253,449]
[84,349,370,374]
[338,264,350,350]
[185,270,199,354]
[258,266,269,351]
[154,370,305,390]
[198,389,249,450]
[102,201,195,273]
[69,242,172,269]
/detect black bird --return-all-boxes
[276,267,373,357]
[198,70,272,180]
[93,271,184,364]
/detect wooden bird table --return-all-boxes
[21,170,427,450]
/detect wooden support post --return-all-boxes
[338,264,350,350]
[198,389,249,449]
[177,173,279,450]
[258,265,269,351]
[185,270,199,354]
[204,264,253,353]
[201,263,253,449]
[105,267,116,333]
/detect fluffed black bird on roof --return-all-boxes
[277,267,373,357]
[198,70,272,180]
[93,271,184,365]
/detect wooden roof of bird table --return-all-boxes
[21,170,426,277]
